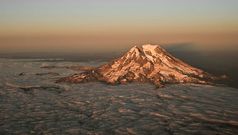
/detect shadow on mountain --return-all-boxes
[163,43,238,88]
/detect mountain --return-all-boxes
[57,44,215,87]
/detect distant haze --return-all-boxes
[0,0,238,53]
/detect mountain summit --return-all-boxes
[57,44,215,87]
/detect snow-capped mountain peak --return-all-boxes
[57,44,215,87]
[141,44,168,63]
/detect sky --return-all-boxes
[0,0,238,53]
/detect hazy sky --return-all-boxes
[0,0,238,53]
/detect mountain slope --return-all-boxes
[57,44,215,87]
